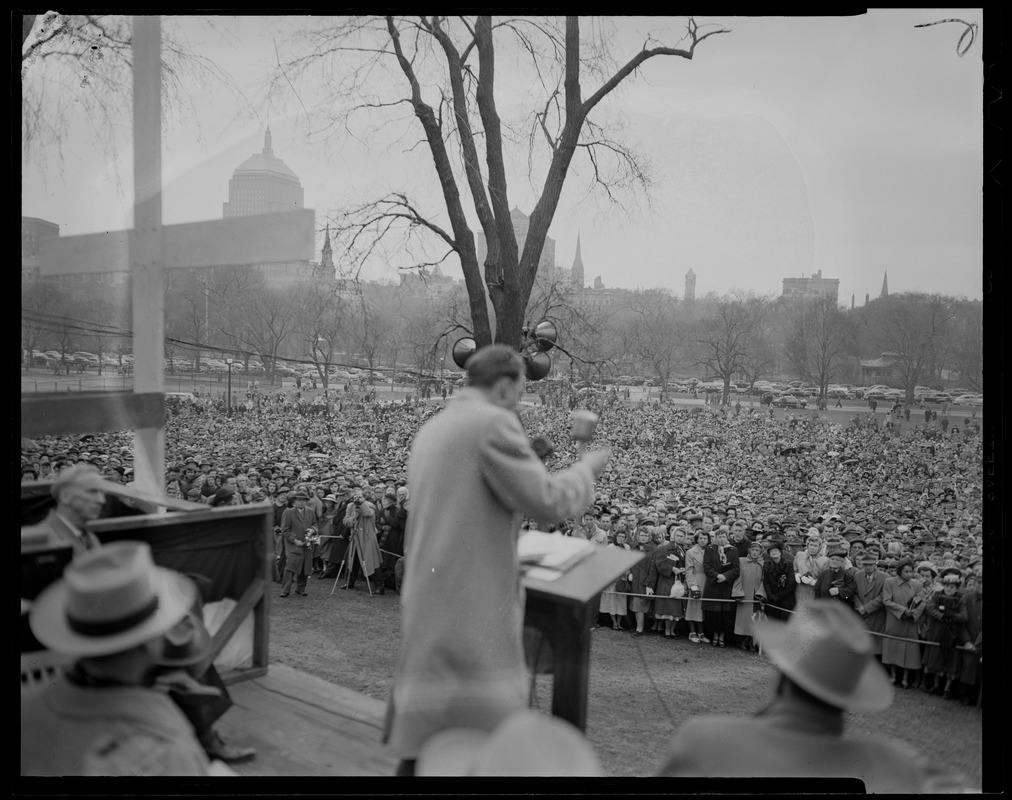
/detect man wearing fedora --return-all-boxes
[280,487,317,597]
[21,542,222,776]
[657,601,963,791]
[815,545,857,606]
[852,552,888,659]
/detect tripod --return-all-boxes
[330,531,375,596]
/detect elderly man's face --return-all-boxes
[60,475,106,523]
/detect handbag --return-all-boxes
[670,580,686,599]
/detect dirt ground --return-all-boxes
[267,576,983,787]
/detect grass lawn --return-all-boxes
[267,579,983,787]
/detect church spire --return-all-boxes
[264,127,273,155]
[571,232,585,289]
[321,223,333,271]
[880,270,889,298]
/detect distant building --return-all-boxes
[474,206,556,283]
[399,263,460,297]
[781,270,840,303]
[881,270,889,298]
[685,268,696,302]
[223,128,304,218]
[859,352,901,385]
[21,216,59,278]
[22,216,128,291]
[220,129,321,290]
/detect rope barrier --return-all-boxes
[600,591,948,646]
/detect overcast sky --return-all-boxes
[22,12,984,303]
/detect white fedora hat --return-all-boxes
[755,600,894,712]
[30,541,197,658]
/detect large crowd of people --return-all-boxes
[21,384,985,707]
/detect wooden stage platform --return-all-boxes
[219,664,399,777]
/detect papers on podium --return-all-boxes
[518,531,595,581]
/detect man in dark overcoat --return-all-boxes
[280,488,317,597]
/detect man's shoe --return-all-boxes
[296,590,307,596]
[201,729,256,764]
[279,592,289,598]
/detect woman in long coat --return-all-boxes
[761,540,796,621]
[650,526,687,639]
[316,495,340,576]
[684,531,710,643]
[628,527,657,636]
[881,559,928,688]
[599,527,631,630]
[702,528,740,648]
[733,539,766,649]
[921,568,970,698]
[793,534,828,608]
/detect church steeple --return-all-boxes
[571,233,585,289]
[321,223,333,271]
[264,127,273,155]
[880,270,889,298]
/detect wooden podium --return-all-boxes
[522,545,644,731]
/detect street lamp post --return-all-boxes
[225,356,233,415]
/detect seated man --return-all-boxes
[656,601,966,792]
[21,542,227,776]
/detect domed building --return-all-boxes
[222,128,305,218]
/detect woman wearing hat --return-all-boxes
[684,531,710,643]
[792,534,828,609]
[702,528,740,648]
[628,527,657,636]
[881,559,927,689]
[761,540,796,622]
[920,568,970,699]
[315,493,341,578]
[649,525,687,639]
[600,526,631,630]
[913,561,940,640]
[732,539,766,651]
[21,542,217,776]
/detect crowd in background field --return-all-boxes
[21,385,984,705]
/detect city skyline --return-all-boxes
[22,13,986,303]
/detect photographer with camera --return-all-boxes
[341,486,383,593]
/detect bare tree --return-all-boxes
[856,293,956,405]
[948,299,982,391]
[230,286,303,381]
[694,293,773,405]
[22,14,239,167]
[276,16,729,349]
[21,278,64,367]
[628,289,689,389]
[783,295,856,405]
